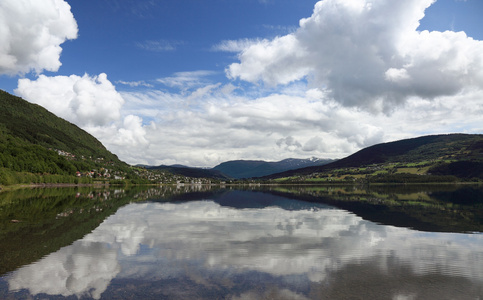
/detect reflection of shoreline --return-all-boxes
[261,185,483,233]
[6,198,483,299]
[144,184,483,233]
[0,188,138,276]
[1,184,482,276]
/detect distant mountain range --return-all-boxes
[143,165,230,180]
[212,158,335,179]
[144,157,335,180]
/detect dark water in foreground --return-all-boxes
[0,185,482,299]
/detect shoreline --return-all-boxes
[1,181,480,193]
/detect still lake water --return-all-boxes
[0,185,482,299]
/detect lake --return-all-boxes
[1,185,482,299]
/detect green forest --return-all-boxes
[0,90,135,185]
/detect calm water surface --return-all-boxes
[0,186,482,299]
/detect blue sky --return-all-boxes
[1,0,483,167]
[2,0,319,92]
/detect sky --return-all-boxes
[0,0,482,167]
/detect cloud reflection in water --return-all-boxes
[7,197,483,299]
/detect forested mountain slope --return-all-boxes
[0,90,130,184]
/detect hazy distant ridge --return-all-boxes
[143,158,335,180]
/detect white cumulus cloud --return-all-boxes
[117,84,390,166]
[0,0,78,75]
[16,73,124,127]
[227,0,483,113]
[15,74,151,164]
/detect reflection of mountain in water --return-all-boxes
[430,186,483,205]
[2,184,482,279]
[263,185,483,233]
[147,187,335,210]
[0,187,162,276]
[212,190,335,210]
[149,185,483,233]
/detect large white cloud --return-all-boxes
[15,73,150,162]
[127,83,483,167]
[118,84,384,166]
[16,73,124,127]
[0,0,77,75]
[227,0,483,112]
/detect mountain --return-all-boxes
[145,165,230,180]
[0,90,121,161]
[264,134,483,180]
[142,158,335,180]
[0,90,132,185]
[212,157,335,179]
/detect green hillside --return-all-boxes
[0,90,122,160]
[0,90,132,185]
[266,134,483,183]
[325,134,483,167]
